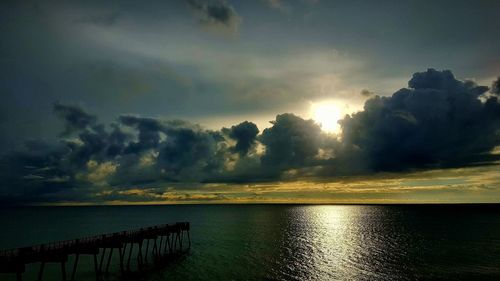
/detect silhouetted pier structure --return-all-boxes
[0,222,190,281]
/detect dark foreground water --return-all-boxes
[1,204,500,280]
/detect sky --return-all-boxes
[0,0,499,205]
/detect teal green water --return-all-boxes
[1,205,500,280]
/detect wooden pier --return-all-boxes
[0,222,190,281]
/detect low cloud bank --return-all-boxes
[1,69,499,203]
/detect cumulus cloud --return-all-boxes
[185,0,241,35]
[157,124,225,181]
[119,115,163,153]
[340,69,500,171]
[260,113,323,168]
[223,121,259,156]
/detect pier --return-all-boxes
[0,222,190,281]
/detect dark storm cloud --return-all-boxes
[209,114,328,184]
[106,124,130,157]
[156,124,226,181]
[119,115,163,153]
[260,113,323,167]
[116,115,227,181]
[223,121,259,155]
[340,69,500,171]
[185,0,241,33]
[0,107,325,202]
[0,104,226,203]
[53,103,97,135]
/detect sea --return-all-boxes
[1,204,500,280]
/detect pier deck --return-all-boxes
[0,222,190,281]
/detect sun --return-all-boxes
[311,101,343,133]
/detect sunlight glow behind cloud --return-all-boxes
[311,101,343,133]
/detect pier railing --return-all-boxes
[0,222,191,281]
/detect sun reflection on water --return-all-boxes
[269,205,411,280]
